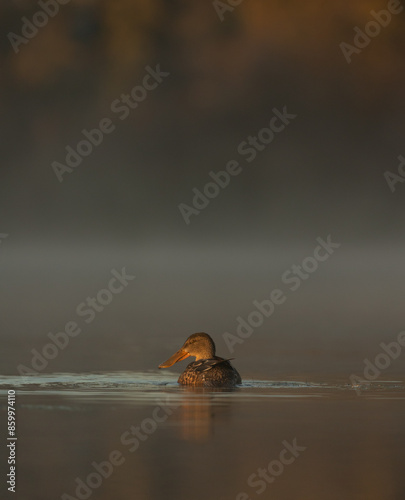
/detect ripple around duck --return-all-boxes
[0,372,404,406]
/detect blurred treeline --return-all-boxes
[0,0,404,240]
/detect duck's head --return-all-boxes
[159,332,216,368]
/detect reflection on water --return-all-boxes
[175,386,240,443]
[0,372,404,500]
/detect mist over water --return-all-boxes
[2,242,404,379]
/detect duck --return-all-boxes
[159,332,242,387]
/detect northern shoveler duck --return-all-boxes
[158,332,242,387]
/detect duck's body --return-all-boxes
[178,356,241,387]
[159,333,242,387]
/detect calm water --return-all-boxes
[1,372,405,500]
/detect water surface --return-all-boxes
[1,372,404,500]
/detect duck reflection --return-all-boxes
[171,385,240,442]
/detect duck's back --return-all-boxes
[178,356,242,387]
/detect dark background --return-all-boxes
[1,0,404,379]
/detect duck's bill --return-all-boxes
[159,348,190,368]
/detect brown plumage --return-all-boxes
[159,332,242,387]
